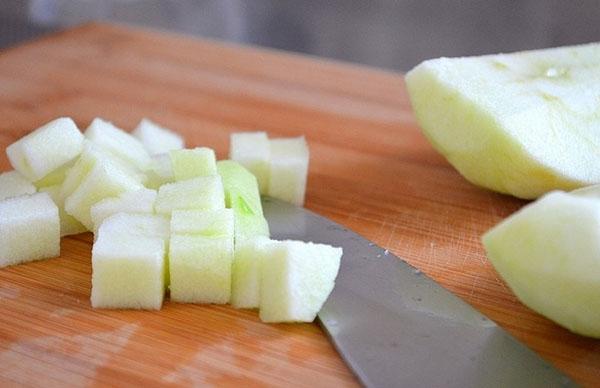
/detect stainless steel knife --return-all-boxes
[262,198,576,388]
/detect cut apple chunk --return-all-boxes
[267,137,309,206]
[231,236,269,309]
[39,184,87,237]
[7,117,83,182]
[169,209,234,303]
[230,131,270,193]
[0,170,36,201]
[0,192,60,267]
[90,188,157,234]
[483,191,600,337]
[154,175,225,215]
[217,160,269,242]
[406,43,600,199]
[91,213,168,310]
[169,235,234,304]
[259,240,342,323]
[170,147,217,181]
[132,118,184,155]
[64,155,144,230]
[85,118,151,173]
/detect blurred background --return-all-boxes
[2,0,600,72]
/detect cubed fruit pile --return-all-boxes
[0,117,342,323]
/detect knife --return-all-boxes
[262,198,576,388]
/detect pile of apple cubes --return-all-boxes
[0,117,342,323]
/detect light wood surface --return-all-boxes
[0,23,598,387]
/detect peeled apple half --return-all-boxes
[406,43,600,199]
[483,191,600,338]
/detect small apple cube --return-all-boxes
[171,147,217,181]
[0,192,60,267]
[217,160,269,242]
[0,170,36,201]
[259,240,342,323]
[90,188,157,234]
[64,156,143,230]
[268,137,309,206]
[230,132,270,193]
[39,184,87,237]
[170,208,233,236]
[231,236,270,309]
[91,215,167,310]
[132,118,184,155]
[169,235,233,304]
[154,176,225,215]
[85,118,151,173]
[145,153,174,189]
[7,117,83,182]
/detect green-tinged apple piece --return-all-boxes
[0,170,36,200]
[406,43,600,199]
[90,188,157,234]
[483,191,600,337]
[132,118,184,155]
[230,131,270,193]
[91,214,167,310]
[217,160,269,242]
[170,147,217,181]
[85,117,151,173]
[169,235,233,304]
[64,156,144,230]
[0,192,60,267]
[40,184,87,237]
[231,236,270,309]
[570,184,600,198]
[7,117,84,182]
[145,153,174,189]
[259,240,342,323]
[267,137,309,206]
[154,176,225,215]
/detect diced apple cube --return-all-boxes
[259,240,342,323]
[230,132,270,193]
[268,137,309,206]
[132,118,184,155]
[64,156,144,230]
[169,235,233,304]
[171,147,217,181]
[90,188,157,234]
[39,184,87,237]
[0,192,60,267]
[170,208,233,237]
[91,216,167,310]
[145,153,174,189]
[217,160,269,242]
[84,118,151,173]
[231,236,270,309]
[7,117,84,182]
[154,176,225,215]
[0,170,36,201]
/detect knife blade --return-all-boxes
[262,197,576,388]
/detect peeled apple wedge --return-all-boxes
[482,191,600,338]
[406,43,600,199]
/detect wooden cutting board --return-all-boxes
[0,23,598,387]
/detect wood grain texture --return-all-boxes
[0,23,598,387]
